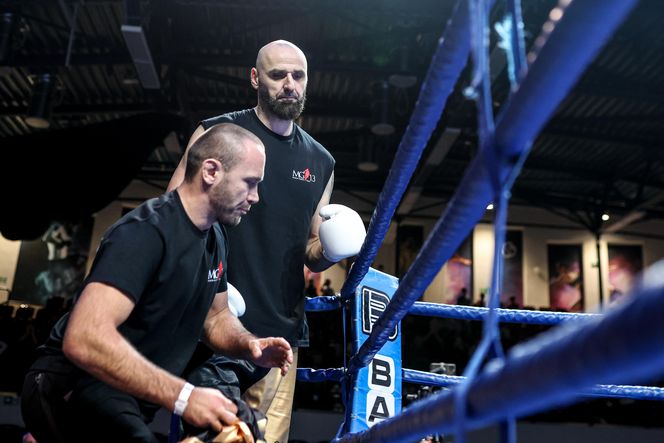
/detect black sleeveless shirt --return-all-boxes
[202,109,335,346]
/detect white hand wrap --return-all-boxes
[227,282,246,317]
[319,204,366,262]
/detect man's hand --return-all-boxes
[247,337,293,376]
[182,387,239,433]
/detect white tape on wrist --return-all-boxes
[174,382,194,416]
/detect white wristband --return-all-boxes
[174,382,194,416]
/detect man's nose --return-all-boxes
[248,187,259,204]
[283,74,295,90]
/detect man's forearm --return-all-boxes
[304,237,334,273]
[64,324,185,411]
[204,311,257,359]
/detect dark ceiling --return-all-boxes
[1,0,663,239]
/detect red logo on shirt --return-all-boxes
[208,261,224,283]
[292,168,316,183]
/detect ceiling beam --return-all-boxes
[397,127,460,216]
[521,155,664,190]
[0,95,369,118]
[5,48,444,78]
[602,190,664,233]
[543,123,662,150]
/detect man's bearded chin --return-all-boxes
[259,85,306,120]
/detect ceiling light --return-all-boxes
[388,73,417,89]
[388,45,417,88]
[370,122,395,136]
[357,161,379,172]
[357,136,379,172]
[26,73,55,129]
[601,213,610,221]
[0,12,16,64]
[121,24,160,89]
[486,203,494,210]
[370,80,395,136]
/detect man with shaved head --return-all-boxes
[22,124,293,443]
[254,40,308,122]
[169,40,365,442]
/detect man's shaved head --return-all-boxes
[256,40,307,71]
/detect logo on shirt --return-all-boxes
[208,261,224,283]
[292,168,316,183]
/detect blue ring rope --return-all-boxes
[298,368,664,403]
[305,295,342,311]
[305,296,598,326]
[402,369,664,401]
[334,269,664,442]
[409,302,598,325]
[340,0,478,299]
[335,0,641,440]
[347,0,639,375]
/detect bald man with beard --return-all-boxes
[169,40,366,442]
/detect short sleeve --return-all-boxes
[87,222,163,303]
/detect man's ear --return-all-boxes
[201,159,222,185]
[250,67,259,90]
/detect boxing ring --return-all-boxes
[297,0,664,442]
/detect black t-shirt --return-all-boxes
[203,109,335,346]
[37,191,228,378]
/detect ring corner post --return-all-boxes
[343,267,403,436]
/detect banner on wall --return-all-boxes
[11,218,93,305]
[608,244,643,304]
[442,234,472,305]
[547,244,584,312]
[502,230,523,307]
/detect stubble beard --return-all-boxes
[211,183,242,227]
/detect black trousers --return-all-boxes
[22,363,160,443]
[21,369,73,443]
